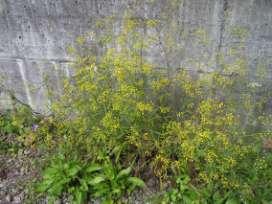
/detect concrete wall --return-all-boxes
[0,0,272,112]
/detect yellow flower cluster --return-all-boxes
[206,151,217,163]
[114,67,126,81]
[198,131,210,143]
[101,112,120,134]
[151,78,170,91]
[136,102,153,113]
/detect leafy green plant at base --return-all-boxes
[36,155,85,204]
[36,155,144,204]
[161,175,201,204]
[159,175,242,204]
[90,163,145,204]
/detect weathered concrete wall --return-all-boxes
[0,0,272,112]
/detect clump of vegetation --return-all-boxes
[0,105,40,154]
[2,14,272,204]
[0,106,35,136]
[36,155,144,204]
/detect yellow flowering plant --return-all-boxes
[30,16,272,203]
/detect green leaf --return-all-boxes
[74,188,87,204]
[48,196,57,204]
[111,145,123,163]
[128,177,145,188]
[225,198,239,204]
[36,180,54,193]
[85,164,103,173]
[93,184,109,197]
[43,167,60,179]
[79,179,89,191]
[89,176,106,185]
[116,167,131,179]
[67,163,81,177]
[47,182,64,197]
[212,191,226,204]
[112,188,121,196]
[102,199,114,204]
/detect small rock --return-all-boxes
[5,194,11,202]
[13,193,23,203]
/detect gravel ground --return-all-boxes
[0,133,40,204]
[0,155,29,203]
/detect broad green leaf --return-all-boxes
[36,180,54,193]
[43,167,60,179]
[85,164,103,173]
[212,191,227,204]
[112,188,121,196]
[102,199,114,204]
[225,198,239,204]
[93,186,109,197]
[74,189,87,204]
[79,179,89,191]
[48,196,57,204]
[128,177,145,187]
[47,182,63,197]
[116,167,131,179]
[67,164,81,177]
[89,176,105,185]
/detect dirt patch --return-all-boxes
[0,134,40,203]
